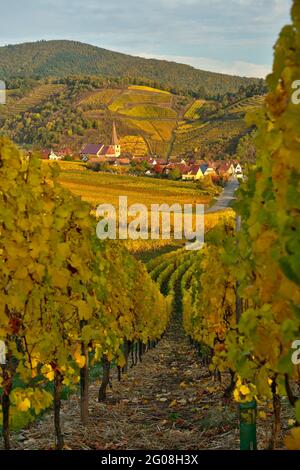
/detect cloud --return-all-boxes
[0,0,292,77]
[136,53,270,78]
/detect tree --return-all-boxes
[168,168,181,180]
[236,132,256,166]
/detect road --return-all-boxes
[205,178,239,213]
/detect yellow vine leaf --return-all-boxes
[73,344,86,368]
[285,427,300,450]
[17,398,31,412]
[240,385,251,396]
[41,364,55,381]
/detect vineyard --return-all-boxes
[0,138,171,450]
[173,118,247,155]
[128,85,171,95]
[118,105,177,120]
[79,89,121,109]
[103,88,176,157]
[184,99,206,120]
[108,91,171,113]
[0,84,66,117]
[224,95,264,115]
[4,204,296,450]
[0,77,263,158]
[127,119,176,143]
[54,166,213,208]
[118,135,149,157]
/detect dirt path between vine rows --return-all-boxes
[8,316,291,450]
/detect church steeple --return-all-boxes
[111,121,121,157]
[112,121,119,146]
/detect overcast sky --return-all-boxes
[0,0,292,78]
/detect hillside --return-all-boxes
[0,76,264,158]
[0,40,264,97]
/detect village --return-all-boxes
[44,121,244,184]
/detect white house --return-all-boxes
[235,163,243,175]
[234,163,243,180]
[48,150,61,161]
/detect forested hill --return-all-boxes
[0,40,263,97]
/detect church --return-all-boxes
[80,122,121,160]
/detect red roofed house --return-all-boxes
[149,157,168,166]
[211,161,235,177]
[57,147,73,158]
[217,162,231,176]
[153,164,165,175]
[163,163,190,177]
[118,158,130,165]
[40,149,52,159]
[182,165,204,181]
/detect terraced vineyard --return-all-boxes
[82,87,177,157]
[127,119,176,140]
[128,85,171,95]
[225,95,264,115]
[0,77,264,158]
[127,119,176,156]
[175,121,209,139]
[79,88,121,108]
[108,90,171,112]
[169,94,264,156]
[184,99,206,120]
[173,118,247,154]
[118,104,177,119]
[175,120,207,136]
[119,135,148,156]
[0,84,66,116]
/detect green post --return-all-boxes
[239,400,257,450]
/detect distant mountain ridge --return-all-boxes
[0,40,263,96]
